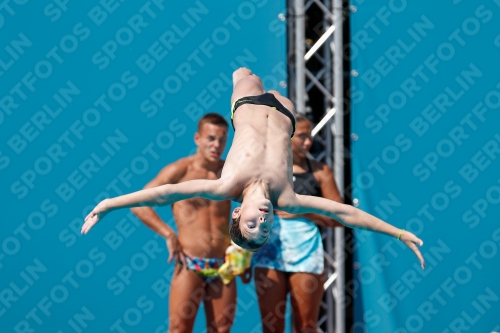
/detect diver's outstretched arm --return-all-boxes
[81,179,226,234]
[283,194,426,269]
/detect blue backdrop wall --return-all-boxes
[1,1,287,332]
[350,1,500,332]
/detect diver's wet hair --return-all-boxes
[229,216,267,252]
[229,215,243,245]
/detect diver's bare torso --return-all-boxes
[220,71,297,206]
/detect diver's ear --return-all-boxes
[232,207,241,219]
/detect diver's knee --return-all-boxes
[233,67,252,85]
[234,67,252,75]
[248,74,263,86]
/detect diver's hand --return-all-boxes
[399,230,425,269]
[81,199,111,234]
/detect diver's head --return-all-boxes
[229,198,274,251]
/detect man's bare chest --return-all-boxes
[179,167,220,182]
[175,167,224,208]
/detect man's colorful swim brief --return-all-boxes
[177,256,225,283]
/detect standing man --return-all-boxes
[131,113,240,333]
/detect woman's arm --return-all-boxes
[81,179,226,234]
[283,194,425,268]
[277,161,344,227]
[303,162,344,227]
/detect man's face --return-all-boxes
[195,123,228,162]
[291,120,313,158]
[233,198,274,245]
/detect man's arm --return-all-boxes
[131,162,185,263]
[81,178,227,234]
[282,194,426,268]
[131,162,185,239]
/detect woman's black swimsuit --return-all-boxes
[293,158,322,197]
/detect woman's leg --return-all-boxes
[288,272,325,332]
[254,267,289,333]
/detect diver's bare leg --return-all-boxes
[231,68,266,103]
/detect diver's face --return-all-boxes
[233,199,274,244]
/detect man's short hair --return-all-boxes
[198,113,228,132]
[229,216,266,252]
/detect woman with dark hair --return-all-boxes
[252,114,344,333]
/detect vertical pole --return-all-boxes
[293,1,305,330]
[333,0,346,332]
[294,0,305,113]
[323,0,336,332]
